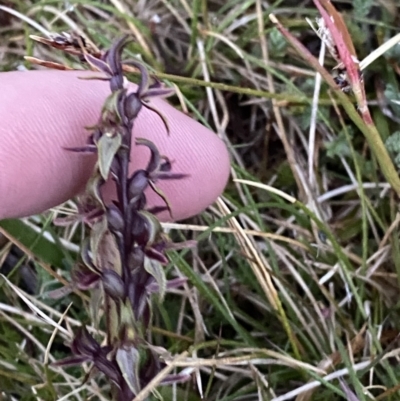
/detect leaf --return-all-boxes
[324,134,351,158]
[95,230,122,274]
[97,132,122,180]
[94,355,122,385]
[353,0,373,19]
[144,256,166,301]
[119,301,136,337]
[0,219,69,268]
[81,238,97,272]
[90,217,108,265]
[385,131,400,153]
[101,89,124,123]
[138,211,162,245]
[71,327,101,357]
[385,84,400,115]
[85,173,105,208]
[116,346,141,395]
[71,263,101,290]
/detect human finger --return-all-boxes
[0,70,230,221]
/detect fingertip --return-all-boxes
[124,90,231,220]
[0,70,230,221]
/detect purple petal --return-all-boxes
[84,53,112,75]
[62,144,97,153]
[80,239,97,272]
[94,356,122,386]
[135,138,160,173]
[153,172,189,181]
[161,369,193,385]
[124,59,150,95]
[52,355,89,367]
[148,181,172,217]
[147,277,187,293]
[141,102,170,135]
[71,264,101,290]
[71,327,101,357]
[142,87,175,99]
[146,205,168,215]
[145,247,168,265]
[106,35,129,78]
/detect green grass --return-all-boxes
[2,0,400,400]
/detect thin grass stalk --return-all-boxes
[269,13,400,197]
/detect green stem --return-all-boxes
[126,68,334,105]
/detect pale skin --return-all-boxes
[0,70,230,221]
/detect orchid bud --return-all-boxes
[102,269,126,301]
[107,204,124,232]
[124,92,142,120]
[71,327,101,358]
[128,170,149,200]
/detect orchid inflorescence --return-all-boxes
[48,36,191,400]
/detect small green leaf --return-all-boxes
[95,230,122,274]
[268,27,287,55]
[144,256,166,301]
[101,90,124,122]
[119,301,137,341]
[385,131,400,153]
[324,130,353,159]
[116,346,141,395]
[97,132,122,180]
[385,84,400,115]
[353,0,373,18]
[90,217,108,264]
[85,173,105,207]
[139,211,162,245]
